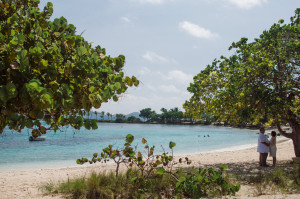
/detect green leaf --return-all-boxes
[41,59,48,67]
[41,93,51,105]
[113,95,118,102]
[66,37,75,47]
[76,159,82,164]
[169,141,176,149]
[91,120,98,130]
[6,83,17,98]
[125,134,134,143]
[77,46,87,56]
[133,80,139,87]
[18,34,25,44]
[130,177,137,183]
[156,167,165,175]
[89,86,95,93]
[114,82,121,90]
[219,164,228,170]
[25,120,33,128]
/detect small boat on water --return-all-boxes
[29,136,46,141]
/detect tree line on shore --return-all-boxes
[88,108,264,127]
[88,108,216,125]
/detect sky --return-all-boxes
[39,0,299,114]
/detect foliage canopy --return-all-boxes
[0,0,139,136]
[184,9,300,156]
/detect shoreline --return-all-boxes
[0,130,290,172]
[0,137,297,199]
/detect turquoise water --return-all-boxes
[0,123,258,171]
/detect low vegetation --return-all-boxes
[42,165,300,199]
[246,165,300,196]
[41,135,300,199]
[43,134,240,198]
[43,167,239,199]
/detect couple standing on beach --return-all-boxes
[257,127,277,167]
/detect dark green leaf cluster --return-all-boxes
[0,0,139,135]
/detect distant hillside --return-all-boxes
[83,111,142,121]
[126,112,142,119]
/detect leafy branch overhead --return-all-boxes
[0,0,139,135]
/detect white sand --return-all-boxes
[0,138,298,199]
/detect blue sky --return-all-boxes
[40,0,299,114]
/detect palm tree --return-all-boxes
[94,111,98,121]
[101,111,105,120]
[106,112,110,121]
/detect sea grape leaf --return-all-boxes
[169,141,176,149]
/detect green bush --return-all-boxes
[175,165,240,198]
[72,134,240,198]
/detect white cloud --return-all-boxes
[143,51,169,63]
[159,85,180,93]
[147,85,156,91]
[138,66,151,75]
[121,17,131,23]
[167,70,193,84]
[179,21,219,40]
[225,0,268,9]
[98,93,187,114]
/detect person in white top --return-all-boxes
[257,127,270,167]
[269,131,277,167]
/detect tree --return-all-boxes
[169,107,183,124]
[160,108,168,123]
[94,111,98,121]
[101,111,105,120]
[184,9,300,157]
[150,112,161,123]
[0,0,139,136]
[127,115,139,123]
[106,112,111,121]
[139,108,155,122]
[115,113,126,123]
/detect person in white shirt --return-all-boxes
[257,127,270,167]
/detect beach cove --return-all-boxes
[0,137,299,199]
[0,123,261,171]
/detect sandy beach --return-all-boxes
[0,137,299,199]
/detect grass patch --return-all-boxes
[43,166,238,199]
[240,164,300,196]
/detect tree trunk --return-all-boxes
[292,124,300,157]
[0,114,6,134]
[277,123,300,157]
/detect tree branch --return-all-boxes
[289,60,300,66]
[276,124,293,139]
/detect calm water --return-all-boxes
[0,123,258,171]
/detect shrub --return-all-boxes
[73,134,240,198]
[175,165,240,198]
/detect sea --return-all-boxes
[0,123,259,171]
